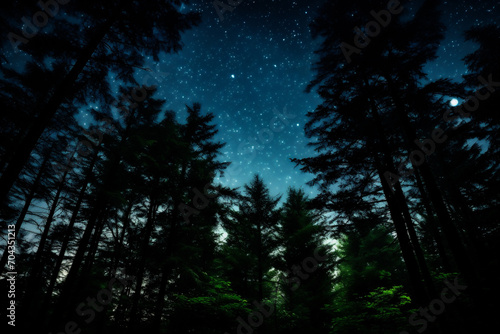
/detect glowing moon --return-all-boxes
[450,98,459,107]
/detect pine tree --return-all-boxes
[277,188,333,334]
[221,174,281,303]
[292,0,434,306]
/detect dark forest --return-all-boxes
[0,1,499,333]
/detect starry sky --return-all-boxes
[95,0,500,200]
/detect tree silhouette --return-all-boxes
[0,0,201,205]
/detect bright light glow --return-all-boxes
[450,98,459,107]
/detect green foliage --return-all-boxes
[220,174,281,302]
[170,275,252,334]
[327,221,409,334]
[277,188,333,334]
[365,285,413,320]
[329,285,413,334]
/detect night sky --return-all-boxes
[84,0,499,199]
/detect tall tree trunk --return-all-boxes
[151,159,190,332]
[385,77,479,289]
[81,215,106,276]
[128,198,157,333]
[23,164,71,328]
[436,152,485,257]
[151,263,170,332]
[110,199,134,274]
[51,201,103,324]
[364,83,429,305]
[151,205,178,332]
[28,167,69,282]
[0,151,49,273]
[42,149,99,329]
[394,183,437,299]
[375,163,428,306]
[385,78,491,332]
[413,168,451,271]
[257,220,264,302]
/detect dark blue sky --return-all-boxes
[85,0,499,199]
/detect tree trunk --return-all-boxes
[364,83,429,305]
[374,158,428,305]
[23,164,70,327]
[385,77,479,289]
[151,205,178,332]
[257,219,264,302]
[394,183,437,299]
[413,168,451,271]
[110,199,134,274]
[52,201,102,323]
[128,198,157,333]
[28,167,69,282]
[43,149,99,329]
[151,263,169,332]
[81,215,106,274]
[0,151,48,273]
